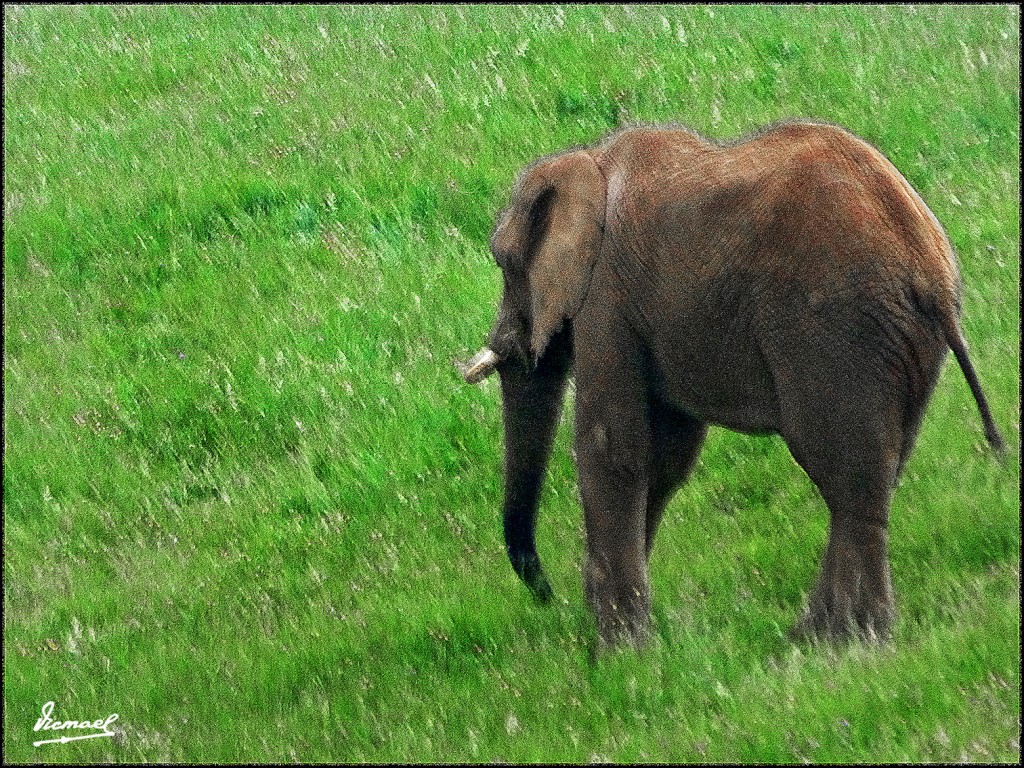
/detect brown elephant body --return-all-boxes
[602,125,945,431]
[463,120,1004,648]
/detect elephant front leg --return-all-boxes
[578,423,652,648]
[575,386,653,649]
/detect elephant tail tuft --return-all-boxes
[936,305,1006,458]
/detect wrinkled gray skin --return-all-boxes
[461,121,1004,650]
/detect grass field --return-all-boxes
[3,4,1020,763]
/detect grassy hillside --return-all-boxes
[3,4,1019,763]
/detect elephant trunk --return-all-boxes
[497,328,573,602]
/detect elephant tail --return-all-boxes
[936,307,1006,458]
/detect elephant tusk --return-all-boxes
[459,347,501,384]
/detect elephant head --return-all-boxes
[465,150,607,376]
[459,150,606,601]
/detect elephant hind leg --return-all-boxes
[645,400,708,557]
[770,302,948,642]
[781,385,904,643]
[791,511,896,643]
[792,451,901,641]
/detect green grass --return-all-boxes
[3,4,1019,763]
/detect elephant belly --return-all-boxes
[650,335,781,434]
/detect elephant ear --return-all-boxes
[492,151,607,362]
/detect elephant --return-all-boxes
[459,120,1005,649]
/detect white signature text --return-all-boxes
[33,701,119,747]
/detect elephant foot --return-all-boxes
[789,591,895,644]
[588,624,649,663]
[595,614,651,652]
[585,559,652,651]
[790,518,895,643]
